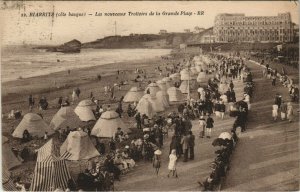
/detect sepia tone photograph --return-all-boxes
[0,1,299,191]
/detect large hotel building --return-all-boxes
[213,13,295,43]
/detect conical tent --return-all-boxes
[2,166,17,191]
[60,130,100,161]
[50,107,83,130]
[180,69,193,81]
[74,100,96,122]
[179,80,198,94]
[169,73,181,82]
[91,111,128,138]
[162,77,173,89]
[156,91,169,108]
[136,97,156,118]
[123,87,144,103]
[197,71,207,83]
[156,80,167,91]
[12,113,53,138]
[2,137,22,170]
[36,139,60,162]
[190,67,198,75]
[30,155,72,191]
[145,83,160,97]
[167,87,185,103]
[142,94,164,112]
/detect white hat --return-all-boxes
[125,145,129,149]
[154,149,162,155]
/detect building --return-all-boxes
[213,13,295,43]
[184,29,191,33]
[159,30,167,35]
[193,27,205,33]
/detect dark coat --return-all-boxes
[206,117,214,128]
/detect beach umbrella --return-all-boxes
[218,132,232,140]
[91,110,128,138]
[123,87,144,103]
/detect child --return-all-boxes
[272,104,278,121]
[198,116,206,138]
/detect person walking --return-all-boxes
[220,101,226,119]
[167,149,178,178]
[206,115,214,138]
[198,116,206,138]
[28,94,35,111]
[280,101,287,120]
[271,75,276,86]
[188,131,195,160]
[181,133,189,162]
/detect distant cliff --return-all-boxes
[34,39,81,53]
[82,33,195,49]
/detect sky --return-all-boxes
[0,1,299,45]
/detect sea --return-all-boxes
[1,47,171,82]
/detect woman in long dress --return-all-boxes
[287,102,294,123]
[272,104,279,121]
[167,149,178,178]
[153,149,162,175]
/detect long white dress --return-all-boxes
[168,154,177,171]
[272,105,278,118]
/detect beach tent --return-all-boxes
[74,100,96,122]
[36,139,60,162]
[12,113,53,138]
[179,80,198,94]
[60,130,100,161]
[197,71,207,83]
[167,87,185,103]
[136,96,156,118]
[162,77,173,89]
[91,110,128,138]
[190,67,198,75]
[169,73,181,82]
[2,167,17,191]
[156,80,167,91]
[50,107,82,130]
[145,82,160,97]
[142,94,165,112]
[123,87,144,103]
[30,155,72,191]
[2,136,22,170]
[180,69,193,81]
[156,91,169,108]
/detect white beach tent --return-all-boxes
[167,87,185,103]
[60,130,100,161]
[2,136,22,170]
[156,80,167,91]
[197,71,207,83]
[91,110,128,138]
[123,87,144,103]
[190,67,198,75]
[145,82,161,97]
[50,106,82,130]
[180,69,193,81]
[156,91,169,108]
[169,73,181,82]
[142,94,165,112]
[162,77,173,89]
[12,113,53,138]
[74,99,96,122]
[136,96,156,118]
[179,80,198,94]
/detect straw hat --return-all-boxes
[154,149,162,155]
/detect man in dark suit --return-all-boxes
[181,133,189,162]
[188,131,195,160]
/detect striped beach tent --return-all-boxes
[36,139,60,162]
[30,155,72,191]
[2,167,17,191]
